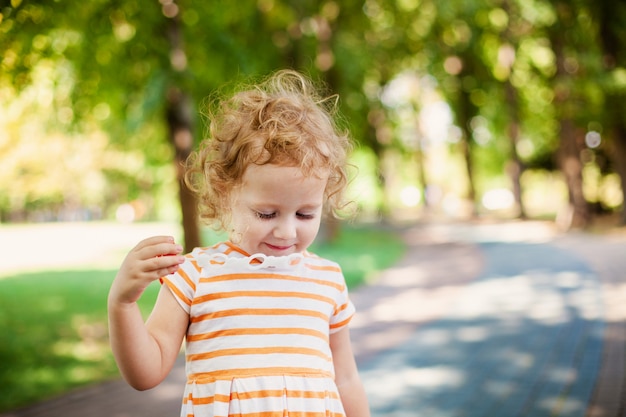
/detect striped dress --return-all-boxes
[161,242,355,417]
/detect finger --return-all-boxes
[133,236,176,252]
[164,263,182,275]
[134,239,184,260]
[145,260,183,281]
[145,253,185,274]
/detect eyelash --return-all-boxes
[255,212,315,220]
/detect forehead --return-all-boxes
[238,164,328,203]
[243,163,328,183]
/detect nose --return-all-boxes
[273,217,297,240]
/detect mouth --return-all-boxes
[264,243,295,252]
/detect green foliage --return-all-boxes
[0,0,379,220]
[1,0,626,221]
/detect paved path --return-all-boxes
[358,222,626,417]
[2,221,626,417]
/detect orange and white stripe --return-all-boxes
[161,242,355,417]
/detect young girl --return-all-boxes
[108,70,370,417]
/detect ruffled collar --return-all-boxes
[197,247,304,271]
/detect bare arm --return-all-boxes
[330,327,371,417]
[107,236,188,390]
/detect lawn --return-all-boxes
[0,224,405,412]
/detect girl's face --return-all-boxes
[229,164,328,257]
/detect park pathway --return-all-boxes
[2,220,625,417]
[358,222,626,417]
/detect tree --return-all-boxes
[0,0,378,240]
[1,1,205,246]
[3,0,625,231]
[590,0,626,224]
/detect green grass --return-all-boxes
[0,270,160,412]
[309,225,406,288]
[0,225,405,412]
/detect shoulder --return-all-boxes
[181,242,244,273]
[300,251,345,284]
[188,241,231,255]
[185,242,237,261]
[172,242,233,278]
[302,250,341,268]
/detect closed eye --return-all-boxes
[255,211,316,220]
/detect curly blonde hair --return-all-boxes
[185,70,353,230]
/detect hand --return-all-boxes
[109,236,185,305]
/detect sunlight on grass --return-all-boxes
[0,269,159,412]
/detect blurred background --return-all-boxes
[2,0,625,241]
[1,0,626,414]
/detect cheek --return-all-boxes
[238,219,271,241]
[230,221,258,246]
[230,202,254,228]
[303,220,322,240]
[229,216,251,243]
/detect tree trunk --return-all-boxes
[165,5,200,251]
[318,16,349,242]
[607,124,626,225]
[505,74,526,219]
[594,1,626,225]
[556,119,589,229]
[457,88,478,218]
[501,0,526,219]
[415,145,428,208]
[550,4,589,229]
[166,88,200,251]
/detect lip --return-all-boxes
[264,243,294,252]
